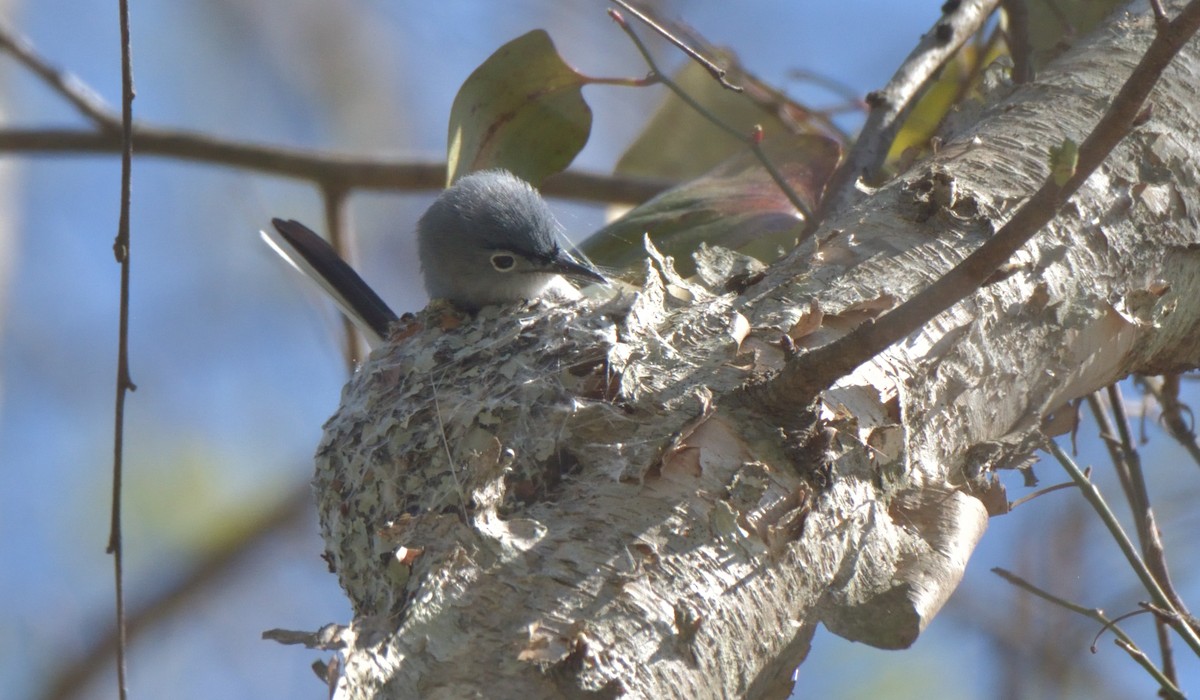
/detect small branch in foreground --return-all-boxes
[993,569,1180,700]
[106,2,136,698]
[0,19,670,206]
[1112,638,1185,700]
[1151,0,1173,30]
[754,0,1200,410]
[1006,478,1078,510]
[821,0,1001,219]
[786,67,868,110]
[1104,384,1152,540]
[1103,384,1193,626]
[1086,393,1138,507]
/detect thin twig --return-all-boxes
[1085,393,1138,509]
[993,566,1129,631]
[990,566,1183,699]
[1112,638,1185,700]
[106,1,136,698]
[1138,374,1200,467]
[1088,388,1180,686]
[320,186,364,369]
[751,0,1200,410]
[1043,438,1200,656]
[610,12,852,146]
[786,67,869,108]
[1007,479,1078,510]
[607,0,742,92]
[430,387,469,521]
[608,9,812,221]
[1108,382,1190,683]
[812,100,869,118]
[46,486,313,700]
[821,0,1001,218]
[1106,385,1152,541]
[0,19,116,129]
[580,73,658,88]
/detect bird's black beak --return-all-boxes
[547,250,608,286]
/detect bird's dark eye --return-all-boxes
[490,253,516,272]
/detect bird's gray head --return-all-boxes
[417,170,607,310]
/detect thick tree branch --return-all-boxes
[754,0,1200,414]
[310,3,1200,696]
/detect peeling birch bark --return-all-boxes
[298,3,1200,698]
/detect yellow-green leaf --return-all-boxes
[1049,138,1078,186]
[887,48,976,164]
[446,30,592,187]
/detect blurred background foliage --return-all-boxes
[1,1,1197,699]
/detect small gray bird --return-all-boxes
[264,169,607,346]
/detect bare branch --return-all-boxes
[0,19,668,208]
[1087,389,1181,686]
[0,127,669,206]
[1044,438,1200,655]
[985,568,1183,699]
[1138,374,1200,467]
[1151,0,1173,29]
[607,0,742,91]
[608,9,812,220]
[822,0,1001,218]
[0,18,116,128]
[46,487,313,700]
[106,2,136,697]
